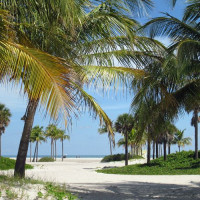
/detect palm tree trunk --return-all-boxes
[55,140,57,161]
[36,142,38,162]
[147,138,151,165]
[153,141,155,159]
[164,140,167,161]
[32,143,37,162]
[52,139,54,160]
[109,136,112,155]
[14,99,38,178]
[51,138,53,159]
[156,141,158,158]
[30,141,31,162]
[62,139,64,162]
[194,108,199,159]
[168,143,171,155]
[140,145,142,156]
[125,131,128,166]
[178,145,180,152]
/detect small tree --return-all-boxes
[31,126,46,162]
[45,124,58,159]
[57,130,70,161]
[173,129,192,152]
[115,114,134,166]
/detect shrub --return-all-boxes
[98,150,200,175]
[101,154,143,162]
[0,157,33,170]
[38,157,54,162]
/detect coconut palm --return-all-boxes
[30,126,46,162]
[140,0,200,159]
[0,1,163,177]
[173,129,192,152]
[0,104,11,158]
[115,114,134,166]
[57,130,70,161]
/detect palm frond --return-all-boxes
[0,41,78,126]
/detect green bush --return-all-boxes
[101,153,143,162]
[0,157,33,170]
[98,150,200,175]
[38,157,54,162]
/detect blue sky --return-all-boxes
[1,0,198,157]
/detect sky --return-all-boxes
[1,0,198,157]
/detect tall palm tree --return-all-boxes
[115,113,134,166]
[57,130,70,161]
[0,104,11,158]
[30,126,46,162]
[173,129,192,152]
[0,1,163,177]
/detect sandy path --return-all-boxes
[12,158,200,199]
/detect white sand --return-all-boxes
[20,158,200,200]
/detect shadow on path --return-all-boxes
[70,181,200,200]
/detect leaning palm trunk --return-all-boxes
[14,99,38,178]
[194,108,199,159]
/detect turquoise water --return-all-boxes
[4,155,106,158]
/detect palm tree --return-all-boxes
[115,114,134,166]
[0,104,11,158]
[30,126,46,162]
[98,123,114,155]
[141,0,200,159]
[57,130,70,161]
[45,124,58,160]
[173,129,192,152]
[0,1,163,177]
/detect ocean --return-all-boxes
[3,155,106,158]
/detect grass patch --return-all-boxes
[0,175,78,200]
[38,157,54,162]
[98,151,200,175]
[101,153,143,162]
[0,157,33,170]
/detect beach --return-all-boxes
[3,158,196,199]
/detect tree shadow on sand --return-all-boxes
[69,181,200,200]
